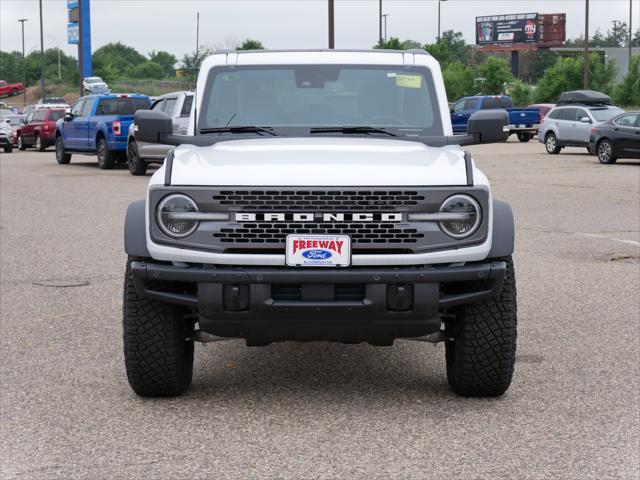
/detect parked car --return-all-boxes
[0,80,25,98]
[55,93,151,169]
[527,103,555,124]
[589,111,640,164]
[538,90,624,155]
[126,91,193,175]
[450,95,540,142]
[0,118,14,152]
[1,114,26,147]
[15,108,65,151]
[22,102,70,116]
[125,49,517,398]
[83,76,109,94]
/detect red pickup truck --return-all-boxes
[16,108,65,151]
[0,80,25,98]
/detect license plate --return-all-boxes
[286,235,351,267]
[518,124,526,128]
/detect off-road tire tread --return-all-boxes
[55,136,71,164]
[123,256,194,397]
[446,256,517,397]
[97,138,117,169]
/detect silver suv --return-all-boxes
[126,91,193,175]
[539,104,623,155]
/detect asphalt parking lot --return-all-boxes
[1,140,638,479]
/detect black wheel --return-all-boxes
[517,132,533,143]
[127,140,147,175]
[597,139,617,164]
[3,145,12,153]
[35,134,45,152]
[55,136,71,164]
[97,138,116,169]
[445,256,517,397]
[17,134,26,151]
[123,256,194,397]
[545,132,561,154]
[11,88,18,96]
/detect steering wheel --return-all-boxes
[365,115,408,126]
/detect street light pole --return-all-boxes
[38,0,45,102]
[382,14,389,43]
[379,0,383,45]
[438,0,447,41]
[18,18,28,107]
[629,0,633,74]
[583,0,589,89]
[328,0,335,48]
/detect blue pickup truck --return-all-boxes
[451,95,541,142]
[55,93,151,168]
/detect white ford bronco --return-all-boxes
[124,49,516,398]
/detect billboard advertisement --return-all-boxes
[476,13,539,45]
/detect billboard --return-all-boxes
[476,13,539,45]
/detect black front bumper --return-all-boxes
[0,135,11,146]
[131,260,506,345]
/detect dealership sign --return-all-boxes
[476,13,539,45]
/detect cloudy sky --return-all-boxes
[1,0,638,60]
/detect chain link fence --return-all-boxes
[110,79,195,96]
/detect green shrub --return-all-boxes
[613,55,640,106]
[442,61,475,101]
[509,80,533,106]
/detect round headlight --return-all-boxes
[157,194,199,238]
[438,194,481,238]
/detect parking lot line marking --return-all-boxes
[577,233,640,247]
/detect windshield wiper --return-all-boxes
[200,126,278,136]
[309,126,398,137]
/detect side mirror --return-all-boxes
[466,110,509,144]
[580,116,591,123]
[64,110,73,122]
[135,110,173,143]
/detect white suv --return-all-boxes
[539,104,623,154]
[123,49,517,398]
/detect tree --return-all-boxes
[508,80,533,106]
[148,50,177,77]
[237,39,265,50]
[373,37,405,50]
[424,30,471,67]
[128,61,165,79]
[613,55,640,106]
[180,46,213,74]
[442,61,475,101]
[477,56,513,94]
[534,54,617,102]
[93,42,146,80]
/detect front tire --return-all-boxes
[445,256,517,397]
[55,136,71,164]
[517,132,533,142]
[11,88,18,96]
[35,134,45,152]
[123,256,194,397]
[127,140,147,175]
[97,138,116,169]
[3,145,12,153]
[597,139,617,164]
[545,133,561,154]
[17,135,26,151]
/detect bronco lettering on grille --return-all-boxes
[235,213,403,222]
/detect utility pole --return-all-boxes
[583,0,589,89]
[328,0,335,48]
[38,0,45,102]
[18,19,27,107]
[438,0,448,41]
[196,12,200,63]
[630,0,633,74]
[382,14,389,43]
[379,0,383,45]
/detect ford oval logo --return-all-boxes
[302,249,333,259]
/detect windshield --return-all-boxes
[590,107,624,122]
[4,116,22,125]
[199,64,443,135]
[96,97,150,115]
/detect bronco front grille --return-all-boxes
[213,222,424,245]
[212,190,427,211]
